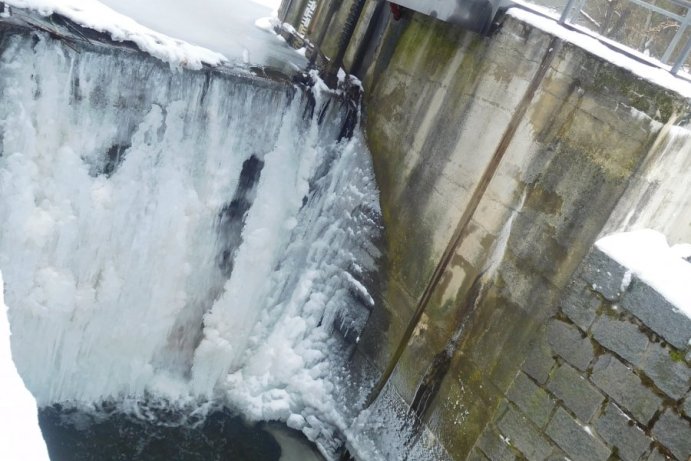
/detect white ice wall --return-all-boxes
[0,270,49,461]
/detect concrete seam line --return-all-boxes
[365,35,564,409]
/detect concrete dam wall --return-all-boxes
[1,1,689,459]
[279,1,691,459]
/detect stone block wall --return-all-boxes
[469,248,691,461]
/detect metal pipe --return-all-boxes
[625,0,685,22]
[309,0,341,66]
[280,0,295,23]
[671,35,691,73]
[349,0,387,76]
[325,0,367,84]
[560,0,580,23]
[663,9,691,63]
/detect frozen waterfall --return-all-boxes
[0,26,380,455]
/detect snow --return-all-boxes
[508,4,691,98]
[4,0,306,70]
[0,271,50,461]
[5,0,226,69]
[596,230,691,318]
[97,0,304,69]
[672,243,691,260]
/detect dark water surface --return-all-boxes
[39,405,324,461]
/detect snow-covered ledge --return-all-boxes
[595,229,691,349]
[2,0,227,69]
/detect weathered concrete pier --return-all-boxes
[280,1,691,459]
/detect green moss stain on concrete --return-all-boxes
[363,28,495,306]
[340,9,691,459]
[580,60,683,122]
[525,185,564,216]
[432,375,499,457]
[393,15,462,80]
[420,287,542,459]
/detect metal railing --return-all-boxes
[283,0,691,76]
[555,0,691,73]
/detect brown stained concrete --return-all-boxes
[358,15,689,459]
[278,1,691,458]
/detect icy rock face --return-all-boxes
[0,31,380,450]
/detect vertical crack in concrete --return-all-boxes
[364,35,564,411]
[406,273,487,432]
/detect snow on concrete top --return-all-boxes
[508,4,691,99]
[596,229,691,319]
[5,0,228,69]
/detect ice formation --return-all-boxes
[0,23,380,455]
[0,270,50,461]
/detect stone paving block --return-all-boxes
[547,363,604,422]
[560,281,599,331]
[547,319,595,371]
[591,355,662,424]
[496,405,554,460]
[591,315,649,366]
[507,372,555,428]
[581,248,628,301]
[594,402,652,461]
[522,337,555,385]
[651,409,691,461]
[476,427,516,461]
[639,343,691,400]
[546,406,611,461]
[684,395,691,417]
[621,277,691,350]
